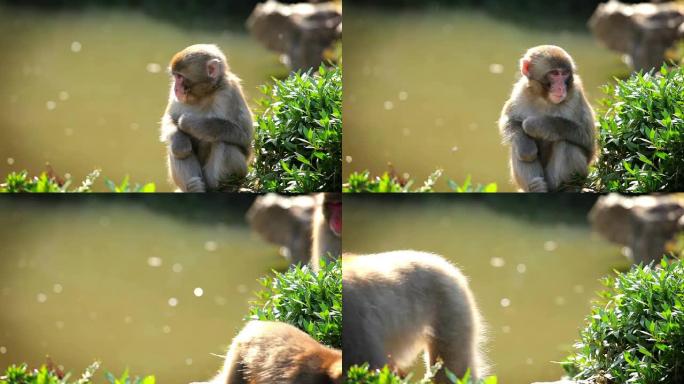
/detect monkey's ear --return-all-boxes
[206,58,222,79]
[521,59,531,78]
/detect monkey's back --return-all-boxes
[227,321,339,384]
[342,251,481,369]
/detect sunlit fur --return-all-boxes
[192,321,342,384]
[343,251,487,384]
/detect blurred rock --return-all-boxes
[247,0,342,72]
[589,0,684,71]
[246,193,315,265]
[590,194,684,264]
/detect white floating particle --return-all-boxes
[168,297,178,307]
[146,63,161,73]
[398,91,408,101]
[383,101,394,110]
[46,101,56,110]
[402,128,410,137]
[490,257,505,268]
[489,63,504,74]
[554,296,566,306]
[237,284,248,294]
[345,156,352,163]
[185,358,193,366]
[70,41,82,52]
[147,257,162,267]
[124,316,133,324]
[130,123,139,131]
[516,263,527,273]
[451,146,459,153]
[204,241,218,252]
[573,284,584,294]
[37,293,47,303]
[172,263,183,273]
[0,346,6,354]
[501,325,511,334]
[55,321,64,329]
[193,287,204,297]
[500,298,511,308]
[526,358,533,365]
[58,91,69,101]
[544,241,558,252]
[162,325,171,334]
[64,128,74,136]
[53,284,63,294]
[7,158,14,165]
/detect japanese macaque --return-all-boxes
[343,251,486,383]
[160,44,253,192]
[192,321,342,384]
[311,193,342,268]
[499,45,596,192]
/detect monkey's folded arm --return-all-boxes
[522,116,594,152]
[170,131,193,159]
[178,115,251,150]
[501,119,538,162]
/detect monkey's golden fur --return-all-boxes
[193,321,342,384]
[343,251,487,383]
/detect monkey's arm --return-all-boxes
[178,115,251,152]
[170,131,193,159]
[522,116,594,153]
[502,119,538,162]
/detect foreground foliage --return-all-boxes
[248,259,342,348]
[589,65,684,193]
[564,259,684,383]
[345,364,497,384]
[0,170,155,193]
[0,362,154,384]
[344,169,497,193]
[249,65,342,193]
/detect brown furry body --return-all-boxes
[193,321,342,384]
[343,251,486,383]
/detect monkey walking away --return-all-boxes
[311,193,342,269]
[343,251,486,383]
[161,44,253,192]
[499,45,596,192]
[191,321,342,384]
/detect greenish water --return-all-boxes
[342,6,627,191]
[0,197,287,383]
[0,6,282,191]
[342,195,629,383]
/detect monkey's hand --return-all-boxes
[521,116,548,140]
[513,132,538,162]
[170,131,193,159]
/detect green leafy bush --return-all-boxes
[249,65,342,193]
[589,65,684,192]
[345,364,497,384]
[248,259,342,348]
[344,169,496,193]
[0,362,154,384]
[564,259,684,383]
[1,170,155,193]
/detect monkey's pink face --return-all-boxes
[547,69,569,104]
[173,73,189,103]
[326,201,342,236]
